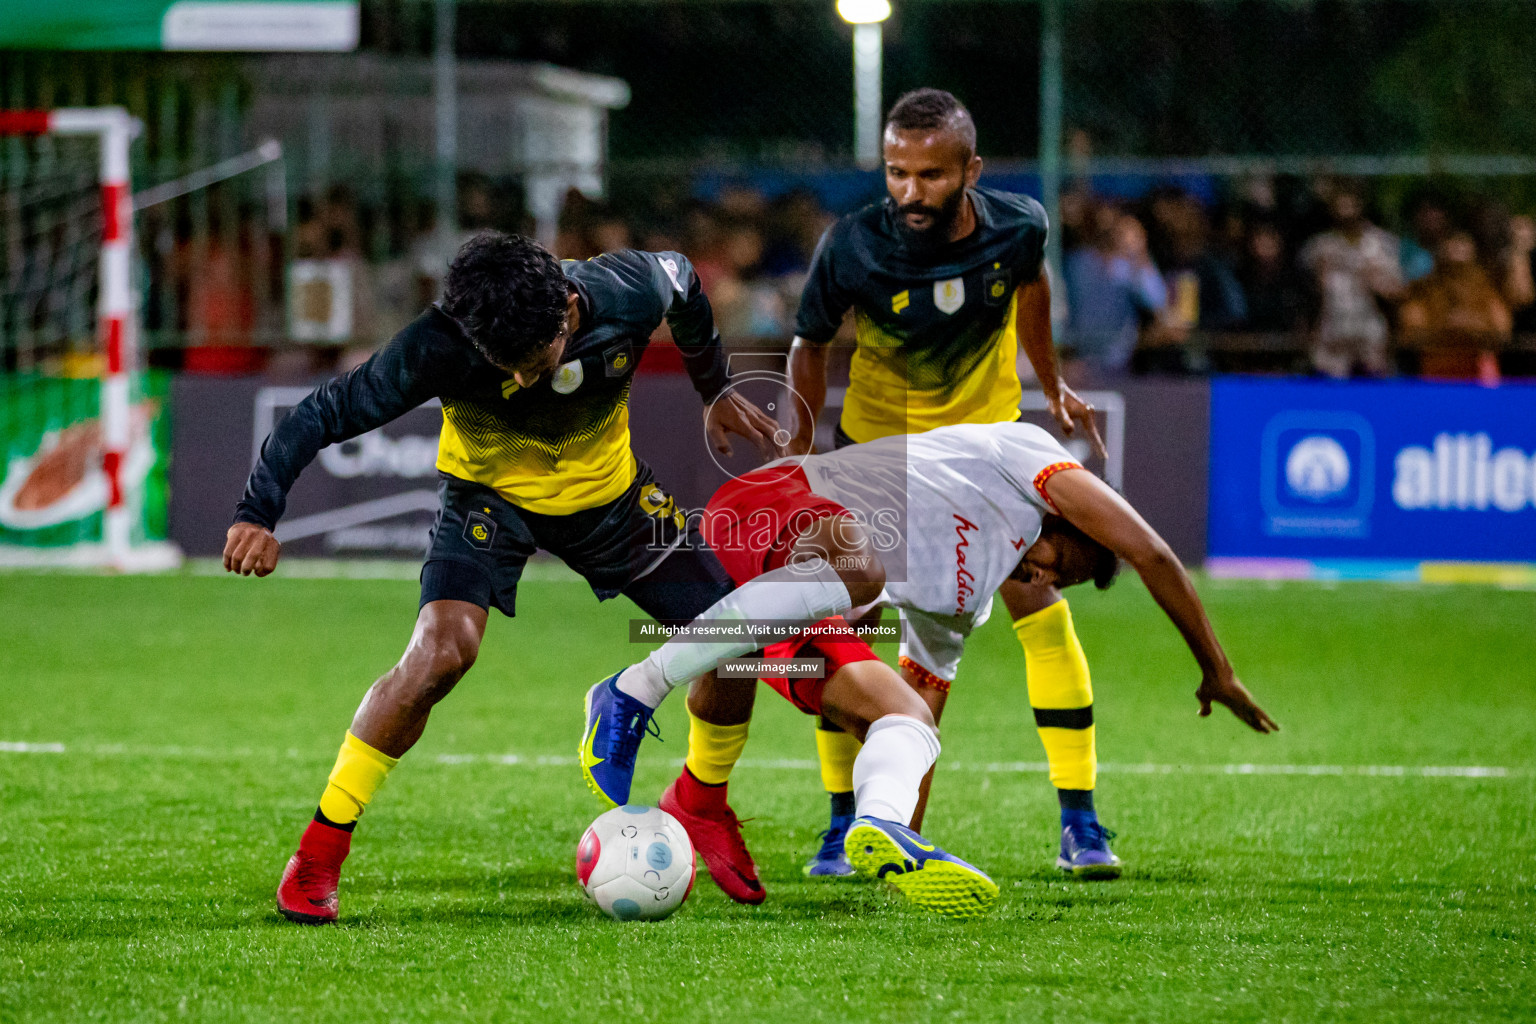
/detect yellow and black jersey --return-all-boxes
[796,186,1048,443]
[236,250,728,528]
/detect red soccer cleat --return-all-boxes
[659,770,765,905]
[276,817,353,924]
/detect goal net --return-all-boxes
[0,108,178,570]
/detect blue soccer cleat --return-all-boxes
[802,813,857,878]
[580,672,658,808]
[1057,820,1123,879]
[843,816,999,919]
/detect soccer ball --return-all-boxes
[576,805,695,921]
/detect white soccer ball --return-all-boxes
[577,805,695,921]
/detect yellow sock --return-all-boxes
[684,712,750,786]
[1015,600,1097,792]
[815,724,861,794]
[317,731,399,825]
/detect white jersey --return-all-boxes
[798,421,1082,681]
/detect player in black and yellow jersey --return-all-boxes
[664,89,1124,891]
[223,233,778,923]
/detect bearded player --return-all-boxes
[667,88,1119,892]
[224,232,778,924]
[580,421,1278,906]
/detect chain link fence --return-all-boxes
[3,0,1533,377]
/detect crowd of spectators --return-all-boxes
[552,183,835,347]
[1057,176,1536,384]
[147,171,1536,387]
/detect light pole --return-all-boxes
[837,0,891,170]
[434,0,458,253]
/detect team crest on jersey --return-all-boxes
[891,289,910,314]
[501,378,521,399]
[934,277,965,314]
[983,268,1011,306]
[603,342,633,377]
[551,359,584,394]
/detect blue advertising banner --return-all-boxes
[1208,377,1536,578]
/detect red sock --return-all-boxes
[676,766,730,813]
[299,815,353,865]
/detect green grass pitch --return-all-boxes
[1,569,1533,1023]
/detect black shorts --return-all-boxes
[419,465,733,622]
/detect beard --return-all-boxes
[892,186,967,253]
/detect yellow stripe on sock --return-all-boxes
[1015,599,1097,793]
[685,712,749,786]
[317,731,399,825]
[815,725,861,794]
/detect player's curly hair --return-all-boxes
[885,88,977,158]
[440,231,569,369]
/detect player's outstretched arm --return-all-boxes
[1042,469,1279,734]
[785,336,830,455]
[1015,274,1107,459]
[228,318,444,576]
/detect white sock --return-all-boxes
[853,714,941,826]
[614,556,852,708]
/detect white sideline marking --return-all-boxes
[0,743,1520,779]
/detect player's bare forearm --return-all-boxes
[1045,468,1278,732]
[1017,276,1107,458]
[786,337,830,455]
[1016,275,1062,396]
[1046,470,1228,677]
[1131,546,1230,678]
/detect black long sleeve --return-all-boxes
[234,311,459,530]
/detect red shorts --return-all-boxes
[702,465,881,715]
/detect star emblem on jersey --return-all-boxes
[891,289,910,314]
[934,277,965,314]
[552,359,584,394]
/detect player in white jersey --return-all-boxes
[581,421,1278,903]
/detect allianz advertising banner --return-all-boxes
[1208,377,1536,582]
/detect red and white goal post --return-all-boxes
[0,107,179,571]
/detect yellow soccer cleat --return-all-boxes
[844,816,1000,920]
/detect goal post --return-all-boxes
[0,106,179,571]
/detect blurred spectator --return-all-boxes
[1398,229,1511,383]
[708,218,789,341]
[554,189,634,261]
[181,201,258,348]
[1298,183,1404,378]
[1057,182,1095,255]
[1487,210,1536,317]
[1239,220,1312,333]
[1064,205,1167,377]
[1511,216,1536,337]
[1147,188,1247,335]
[1399,189,1454,283]
[289,187,379,349]
[761,188,832,278]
